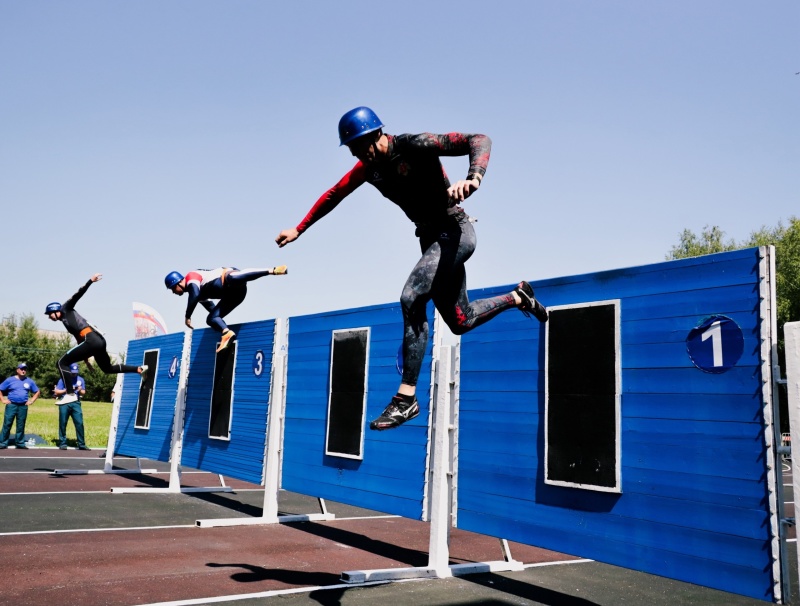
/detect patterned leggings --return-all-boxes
[400,211,515,386]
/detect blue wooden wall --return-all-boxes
[456,247,776,601]
[117,333,185,461]
[180,320,275,485]
[281,302,434,520]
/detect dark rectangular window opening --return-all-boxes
[209,340,236,440]
[135,349,159,429]
[325,328,369,460]
[545,301,621,492]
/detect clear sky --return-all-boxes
[1,1,797,355]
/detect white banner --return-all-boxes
[132,302,168,339]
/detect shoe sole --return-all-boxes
[369,405,420,431]
[216,333,236,353]
[516,281,548,323]
[532,300,548,323]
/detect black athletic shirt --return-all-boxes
[58,279,96,342]
[296,132,491,232]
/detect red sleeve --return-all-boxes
[296,162,366,234]
[184,271,202,288]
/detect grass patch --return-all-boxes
[16,399,111,447]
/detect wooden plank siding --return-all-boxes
[117,333,185,462]
[456,247,777,601]
[281,301,434,521]
[180,319,275,485]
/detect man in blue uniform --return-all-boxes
[0,363,40,449]
[54,363,90,450]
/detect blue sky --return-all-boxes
[1,1,797,355]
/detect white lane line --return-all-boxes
[138,579,418,606]
[523,558,593,569]
[0,514,401,536]
[0,488,266,495]
[137,559,594,606]
[0,524,195,536]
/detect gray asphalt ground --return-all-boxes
[1,449,797,605]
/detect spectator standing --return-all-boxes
[0,363,40,449]
[54,362,90,450]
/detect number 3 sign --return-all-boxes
[686,315,744,374]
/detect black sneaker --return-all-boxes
[59,445,67,450]
[369,396,420,431]
[515,281,548,322]
[78,446,91,451]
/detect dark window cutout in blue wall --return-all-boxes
[326,328,369,460]
[546,301,620,492]
[210,341,236,440]
[135,349,159,429]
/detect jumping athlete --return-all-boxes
[164,266,288,352]
[275,106,548,431]
[46,274,147,405]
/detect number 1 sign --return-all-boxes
[686,315,744,374]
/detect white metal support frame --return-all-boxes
[196,318,334,527]
[53,367,157,477]
[758,246,789,604]
[783,321,800,604]
[341,344,524,584]
[111,331,232,495]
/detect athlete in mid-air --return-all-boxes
[165,266,288,352]
[45,273,147,404]
[275,106,547,431]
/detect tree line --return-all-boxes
[0,314,117,401]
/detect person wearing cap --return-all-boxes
[0,363,40,449]
[54,362,89,450]
[275,107,548,431]
[45,273,147,405]
[164,265,288,353]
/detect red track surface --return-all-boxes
[0,450,580,605]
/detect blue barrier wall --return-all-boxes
[282,302,434,520]
[456,247,777,601]
[117,333,185,461]
[181,319,275,485]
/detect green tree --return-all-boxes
[666,225,738,260]
[744,218,800,336]
[82,357,119,402]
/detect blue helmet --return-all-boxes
[338,106,384,146]
[164,271,184,289]
[44,302,62,315]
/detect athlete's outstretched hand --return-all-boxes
[185,318,193,330]
[275,228,299,248]
[447,177,480,202]
[90,273,103,283]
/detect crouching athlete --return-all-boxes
[164,266,288,352]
